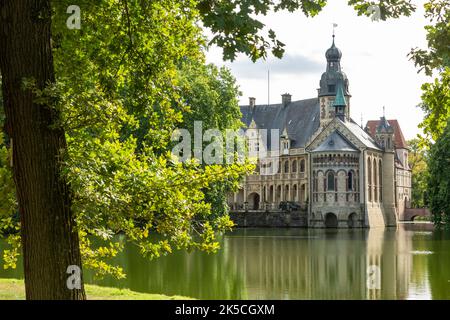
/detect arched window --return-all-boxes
[379,160,383,202]
[368,158,372,202]
[327,171,335,191]
[348,171,353,191]
[300,159,306,172]
[292,160,297,173]
[373,158,378,202]
[284,160,289,173]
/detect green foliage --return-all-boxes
[408,138,429,208]
[175,60,246,217]
[349,0,415,20]
[409,0,450,76]
[199,0,415,61]
[418,67,450,146]
[427,119,450,227]
[410,1,449,147]
[177,60,243,132]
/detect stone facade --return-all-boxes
[229,36,412,228]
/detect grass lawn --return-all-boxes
[0,278,193,300]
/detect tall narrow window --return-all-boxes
[284,160,289,173]
[368,159,372,202]
[327,171,335,191]
[348,171,353,191]
[373,159,378,202]
[300,159,305,172]
[379,160,383,202]
[292,160,297,173]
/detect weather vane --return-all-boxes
[332,23,338,37]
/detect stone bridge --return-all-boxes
[399,208,431,221]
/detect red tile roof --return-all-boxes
[365,119,408,149]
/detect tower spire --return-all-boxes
[333,80,347,121]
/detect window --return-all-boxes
[300,159,305,172]
[284,161,289,173]
[328,85,336,93]
[348,171,353,191]
[292,160,297,173]
[373,159,378,202]
[379,160,383,202]
[327,171,335,191]
[368,159,372,202]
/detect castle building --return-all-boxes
[229,36,412,228]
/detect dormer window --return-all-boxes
[328,85,335,93]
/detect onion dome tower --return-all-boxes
[318,34,351,123]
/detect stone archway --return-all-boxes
[348,212,358,228]
[325,212,338,228]
[247,192,260,210]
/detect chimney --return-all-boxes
[281,93,291,107]
[249,97,256,107]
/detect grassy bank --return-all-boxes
[0,278,192,300]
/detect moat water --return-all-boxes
[1,223,449,299]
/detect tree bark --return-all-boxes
[0,0,86,299]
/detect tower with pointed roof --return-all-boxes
[318,35,351,125]
[375,115,395,151]
[333,81,347,121]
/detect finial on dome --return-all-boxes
[332,23,338,44]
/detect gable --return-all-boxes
[365,119,408,149]
[312,131,359,152]
[307,117,381,152]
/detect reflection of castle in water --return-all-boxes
[224,228,413,299]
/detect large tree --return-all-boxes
[0,0,85,299]
[0,0,416,299]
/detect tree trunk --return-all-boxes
[0,0,86,299]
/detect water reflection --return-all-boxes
[1,224,449,299]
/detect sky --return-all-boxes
[205,0,433,140]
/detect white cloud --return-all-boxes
[205,0,432,140]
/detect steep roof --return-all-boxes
[365,119,408,149]
[342,119,381,150]
[240,98,320,150]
